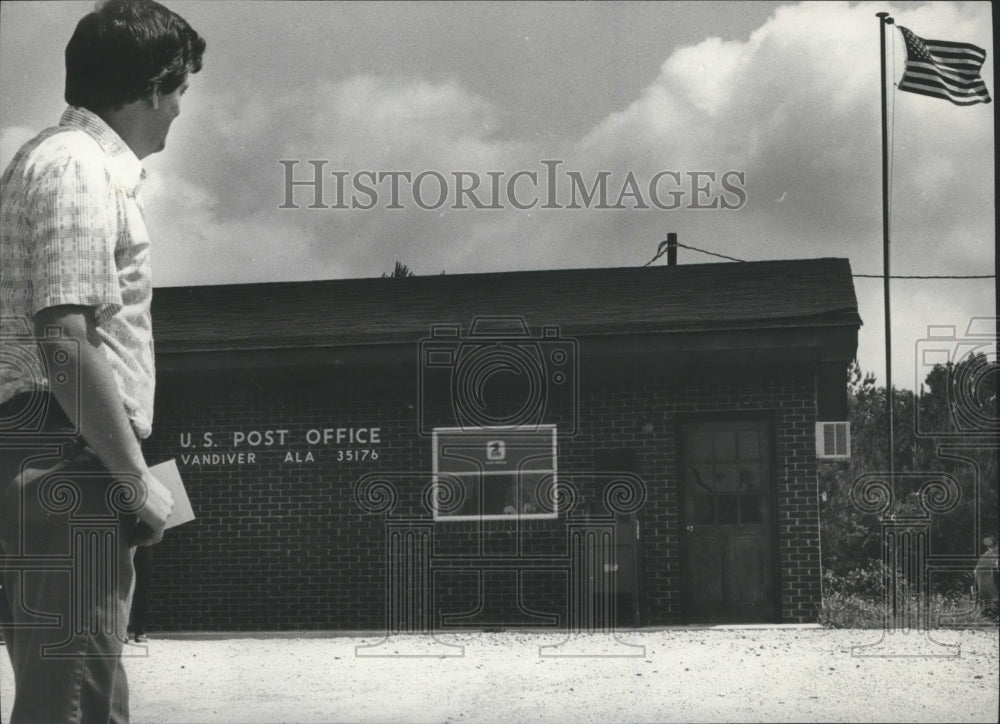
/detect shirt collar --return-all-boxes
[59,106,147,194]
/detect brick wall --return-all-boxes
[143,361,821,631]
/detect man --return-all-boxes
[0,1,205,721]
[973,535,999,621]
[130,545,153,643]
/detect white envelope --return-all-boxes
[149,459,195,529]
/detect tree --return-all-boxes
[382,261,415,278]
[819,355,998,585]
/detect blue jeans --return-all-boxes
[1,393,136,723]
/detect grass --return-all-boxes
[819,590,998,629]
[819,561,999,629]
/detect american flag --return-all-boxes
[897,26,991,106]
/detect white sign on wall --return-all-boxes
[432,425,558,521]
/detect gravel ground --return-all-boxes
[2,626,998,723]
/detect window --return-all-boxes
[815,421,851,459]
[686,424,767,527]
[431,425,558,521]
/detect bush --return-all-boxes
[818,590,884,629]
[820,561,998,629]
[823,560,896,598]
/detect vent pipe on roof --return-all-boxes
[666,232,677,266]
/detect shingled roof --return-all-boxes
[151,258,861,354]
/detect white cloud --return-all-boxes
[660,36,749,118]
[0,125,35,169]
[143,170,344,286]
[132,0,991,386]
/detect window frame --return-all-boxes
[431,424,559,522]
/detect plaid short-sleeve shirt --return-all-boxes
[0,106,155,438]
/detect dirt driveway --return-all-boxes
[2,626,998,723]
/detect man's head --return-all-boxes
[65,0,205,156]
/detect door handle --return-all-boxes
[686,525,694,533]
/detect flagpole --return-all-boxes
[877,11,894,477]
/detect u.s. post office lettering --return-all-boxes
[176,427,382,466]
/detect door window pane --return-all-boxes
[717,493,740,524]
[690,464,715,524]
[690,464,714,493]
[714,465,740,524]
[714,464,739,492]
[740,495,763,523]
[738,466,759,492]
[685,424,770,529]
[689,432,713,462]
[695,493,715,525]
[714,431,737,461]
[738,431,760,460]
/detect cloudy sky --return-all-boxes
[0,0,994,391]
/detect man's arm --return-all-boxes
[34,304,173,539]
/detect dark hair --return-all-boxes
[65,0,206,111]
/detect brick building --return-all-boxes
[144,257,861,631]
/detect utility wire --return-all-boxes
[644,241,994,279]
[853,273,995,279]
[675,242,747,263]
[644,241,748,266]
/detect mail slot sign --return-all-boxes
[432,425,558,520]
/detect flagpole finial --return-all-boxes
[876,11,894,24]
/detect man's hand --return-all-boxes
[33,305,172,544]
[131,471,174,546]
[138,471,174,528]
